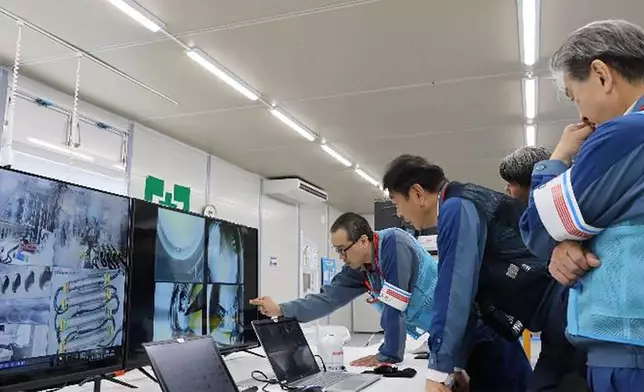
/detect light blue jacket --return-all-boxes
[280,228,437,364]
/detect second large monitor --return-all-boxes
[125,199,259,367]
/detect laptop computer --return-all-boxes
[143,336,238,392]
[252,318,380,392]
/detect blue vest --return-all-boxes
[366,228,439,339]
[567,104,644,347]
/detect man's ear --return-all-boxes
[590,59,613,91]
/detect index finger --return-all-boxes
[566,245,592,273]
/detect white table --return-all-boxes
[57,344,428,392]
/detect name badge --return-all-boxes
[379,281,411,312]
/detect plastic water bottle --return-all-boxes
[319,333,344,372]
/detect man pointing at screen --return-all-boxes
[251,212,422,367]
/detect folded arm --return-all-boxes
[520,116,644,257]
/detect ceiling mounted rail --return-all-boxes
[0,6,178,105]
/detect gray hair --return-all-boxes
[499,146,552,188]
[550,19,644,86]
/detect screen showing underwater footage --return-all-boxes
[0,168,129,388]
[206,219,259,349]
[125,201,259,367]
[126,200,207,367]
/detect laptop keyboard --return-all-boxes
[305,372,353,388]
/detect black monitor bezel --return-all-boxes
[0,166,132,392]
[123,201,261,368]
[204,216,261,355]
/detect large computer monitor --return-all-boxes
[0,168,130,391]
[205,218,259,352]
[124,200,207,368]
[124,200,261,368]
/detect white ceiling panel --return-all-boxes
[283,75,524,142]
[20,57,179,120]
[0,0,158,59]
[145,106,311,155]
[540,0,644,62]
[341,125,526,175]
[136,0,361,34]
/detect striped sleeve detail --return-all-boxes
[533,169,602,241]
[379,281,411,312]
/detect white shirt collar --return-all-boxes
[625,100,638,115]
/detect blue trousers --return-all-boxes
[466,324,532,392]
[587,367,644,392]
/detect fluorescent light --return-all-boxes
[269,108,316,141]
[525,124,536,146]
[523,77,537,120]
[187,49,259,101]
[320,144,352,167]
[106,0,165,33]
[113,163,126,170]
[520,0,539,66]
[27,138,94,161]
[355,168,380,187]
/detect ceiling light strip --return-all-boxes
[269,108,316,141]
[186,49,259,101]
[320,144,352,167]
[519,0,540,66]
[354,168,380,187]
[106,0,165,32]
[523,76,537,120]
[525,124,536,146]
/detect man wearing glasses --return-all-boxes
[250,212,530,391]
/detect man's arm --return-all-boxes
[376,230,418,363]
[520,116,644,255]
[280,265,366,322]
[428,198,486,382]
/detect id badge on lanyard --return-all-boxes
[363,232,383,303]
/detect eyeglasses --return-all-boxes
[334,239,358,256]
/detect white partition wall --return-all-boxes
[208,156,261,228]
[130,124,208,213]
[259,195,299,303]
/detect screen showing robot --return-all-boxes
[126,201,207,367]
[206,219,259,350]
[126,202,259,367]
[0,168,129,388]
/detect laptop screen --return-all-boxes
[143,336,238,392]
[253,319,320,383]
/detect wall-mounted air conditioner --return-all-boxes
[262,177,328,205]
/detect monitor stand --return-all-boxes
[79,374,138,392]
[137,367,159,383]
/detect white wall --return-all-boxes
[259,195,299,303]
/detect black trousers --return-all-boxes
[529,285,589,392]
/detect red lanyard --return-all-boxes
[363,232,383,294]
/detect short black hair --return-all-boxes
[382,154,446,197]
[499,146,551,188]
[330,212,373,242]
